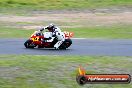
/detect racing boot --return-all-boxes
[54,41,63,49]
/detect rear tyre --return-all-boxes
[59,39,72,49]
[24,39,35,48]
[59,45,66,50]
[64,39,72,48]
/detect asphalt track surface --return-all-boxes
[0,38,132,56]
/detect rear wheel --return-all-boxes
[59,39,72,49]
[64,39,72,48]
[24,39,35,48]
[59,45,67,50]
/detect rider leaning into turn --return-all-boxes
[37,23,65,49]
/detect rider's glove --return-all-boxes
[39,28,44,31]
[44,26,48,29]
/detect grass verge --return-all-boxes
[0,0,132,10]
[0,55,131,88]
[66,25,132,39]
[0,25,132,39]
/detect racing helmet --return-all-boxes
[47,23,55,32]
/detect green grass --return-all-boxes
[0,0,132,10]
[0,27,33,38]
[0,55,131,88]
[1,25,132,39]
[65,25,132,39]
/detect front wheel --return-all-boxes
[24,39,35,48]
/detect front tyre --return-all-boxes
[24,39,35,48]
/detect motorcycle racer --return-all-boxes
[24,24,73,49]
[44,23,65,49]
[37,23,65,49]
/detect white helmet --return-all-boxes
[48,23,55,28]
